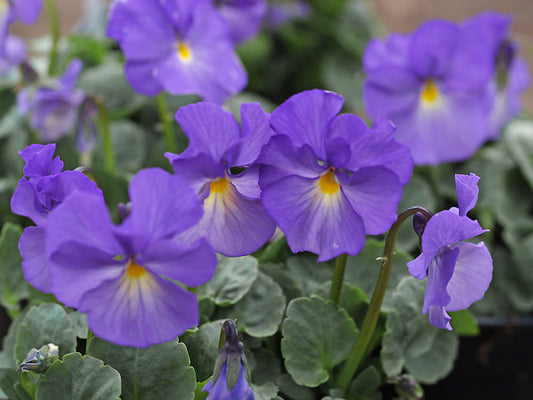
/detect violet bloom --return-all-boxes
[267,0,311,30]
[257,89,413,262]
[407,173,493,330]
[17,59,86,141]
[463,12,530,139]
[215,0,267,44]
[203,320,254,400]
[363,19,495,165]
[0,0,42,53]
[10,143,101,293]
[45,168,217,347]
[0,35,26,75]
[166,102,276,257]
[106,0,247,104]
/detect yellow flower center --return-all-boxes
[210,177,229,194]
[420,79,440,104]
[177,41,192,62]
[125,258,147,279]
[318,168,340,195]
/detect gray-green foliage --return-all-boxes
[87,337,196,400]
[281,296,358,387]
[35,353,121,400]
[381,277,458,384]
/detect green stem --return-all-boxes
[95,97,116,174]
[329,253,347,303]
[335,207,432,392]
[44,0,60,76]
[155,93,178,153]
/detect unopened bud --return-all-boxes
[18,343,59,373]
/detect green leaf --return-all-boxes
[87,337,196,400]
[181,321,223,382]
[0,368,30,400]
[281,296,358,387]
[251,382,279,400]
[198,255,258,306]
[276,374,314,400]
[250,348,282,387]
[286,254,335,297]
[0,106,24,140]
[66,310,89,339]
[107,120,147,173]
[449,310,480,336]
[65,35,110,66]
[381,277,458,384]
[36,353,121,400]
[0,223,29,315]
[215,272,286,338]
[260,262,302,302]
[348,366,382,400]
[344,240,412,312]
[504,119,533,190]
[15,304,77,363]
[78,62,147,119]
[194,379,209,400]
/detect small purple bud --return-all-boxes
[19,62,38,85]
[495,40,517,90]
[387,374,424,400]
[413,212,430,238]
[118,202,131,220]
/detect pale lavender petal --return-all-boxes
[19,143,62,178]
[167,153,225,198]
[231,166,261,200]
[270,89,344,159]
[363,34,411,71]
[11,178,47,225]
[407,253,429,280]
[120,168,202,241]
[234,102,274,166]
[428,305,452,330]
[339,166,402,235]
[124,61,162,96]
[80,273,199,347]
[217,0,267,44]
[179,178,276,256]
[141,238,216,287]
[445,241,493,311]
[13,0,42,24]
[175,102,241,161]
[261,174,366,262]
[19,226,50,293]
[58,59,82,90]
[422,246,458,314]
[203,363,254,400]
[455,173,480,216]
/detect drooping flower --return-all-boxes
[407,173,493,330]
[17,59,86,141]
[166,101,276,257]
[363,19,495,165]
[257,89,413,262]
[202,320,254,400]
[0,0,42,54]
[45,167,217,347]
[11,143,101,293]
[106,0,247,104]
[463,11,530,139]
[214,0,267,44]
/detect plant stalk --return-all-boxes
[155,93,178,153]
[329,253,348,303]
[44,0,60,76]
[335,207,432,392]
[95,97,116,174]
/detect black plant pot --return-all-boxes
[424,318,533,400]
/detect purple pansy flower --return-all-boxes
[0,0,42,54]
[363,19,495,165]
[11,143,101,293]
[407,173,493,330]
[166,102,276,257]
[203,320,254,400]
[257,89,413,262]
[463,12,530,139]
[267,0,311,30]
[0,35,26,75]
[17,59,86,141]
[45,168,217,347]
[106,0,247,104]
[214,0,267,44]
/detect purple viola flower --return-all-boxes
[17,59,86,141]
[363,19,496,165]
[203,320,254,400]
[257,89,413,262]
[0,35,26,75]
[10,143,101,293]
[166,101,276,257]
[106,0,247,104]
[267,0,311,30]
[407,173,493,330]
[0,0,42,54]
[215,0,267,44]
[463,12,530,139]
[45,168,217,347]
